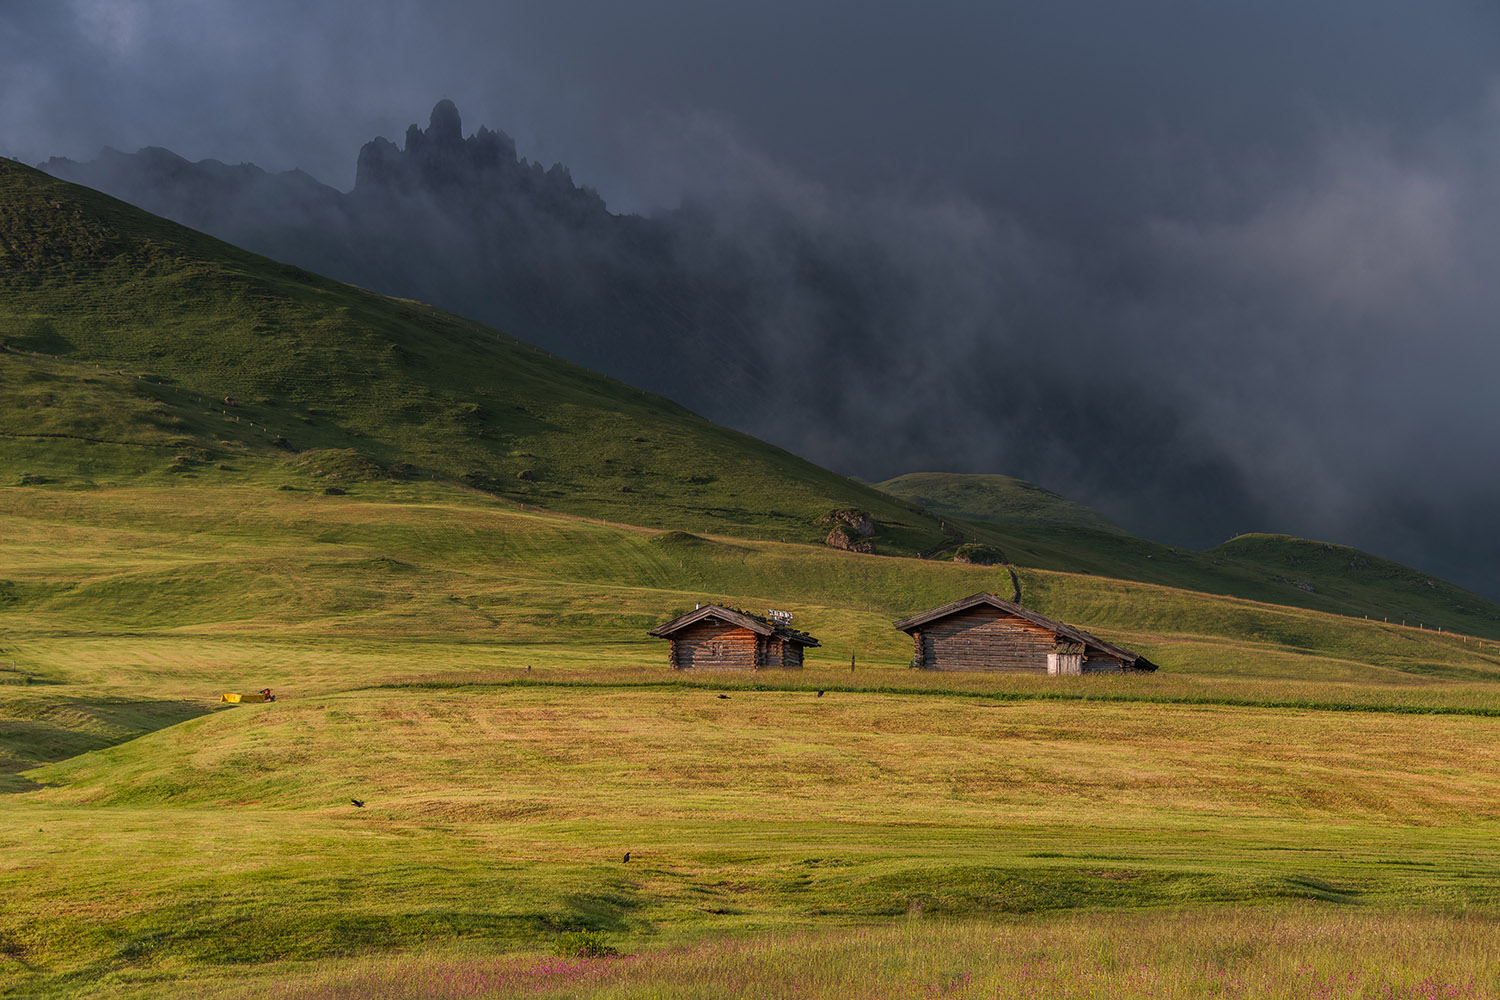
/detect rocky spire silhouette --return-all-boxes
[353,99,601,215]
[427,99,463,146]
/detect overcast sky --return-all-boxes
[7,0,1500,592]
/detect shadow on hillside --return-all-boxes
[0,698,219,793]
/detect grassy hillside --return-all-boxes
[0,157,948,553]
[877,471,1124,533]
[8,478,1500,705]
[952,522,1500,638]
[8,154,1500,635]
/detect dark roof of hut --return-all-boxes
[649,604,820,647]
[892,592,1156,670]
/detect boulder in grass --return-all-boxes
[816,508,877,537]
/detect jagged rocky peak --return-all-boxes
[428,99,463,145]
[352,100,606,219]
[356,99,519,192]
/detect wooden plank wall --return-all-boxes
[920,606,1057,672]
[1048,652,1083,676]
[672,620,759,670]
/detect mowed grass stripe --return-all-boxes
[371,674,1500,718]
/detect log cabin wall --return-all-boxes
[1082,655,1125,674]
[919,606,1058,672]
[671,620,760,670]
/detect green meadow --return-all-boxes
[6,471,1500,997]
[6,157,1500,996]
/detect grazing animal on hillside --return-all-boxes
[350,799,365,808]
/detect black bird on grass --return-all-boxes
[816,690,824,697]
[623,851,631,863]
[717,694,730,699]
[351,799,365,808]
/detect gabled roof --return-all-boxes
[649,604,820,647]
[892,592,1155,670]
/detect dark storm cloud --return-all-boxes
[8,0,1500,592]
[10,2,1497,207]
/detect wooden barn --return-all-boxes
[649,605,819,671]
[893,592,1156,674]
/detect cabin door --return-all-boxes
[1047,651,1082,676]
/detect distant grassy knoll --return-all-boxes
[878,471,1125,533]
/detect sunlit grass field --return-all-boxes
[233,911,1500,1000]
[5,468,1500,997]
[7,158,1500,997]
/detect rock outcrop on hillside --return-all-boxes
[818,509,878,553]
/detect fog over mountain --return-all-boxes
[10,1,1500,597]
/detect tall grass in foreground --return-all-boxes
[238,907,1499,999]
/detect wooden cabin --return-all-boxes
[649,604,819,671]
[893,593,1156,674]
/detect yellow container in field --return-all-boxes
[220,692,268,703]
